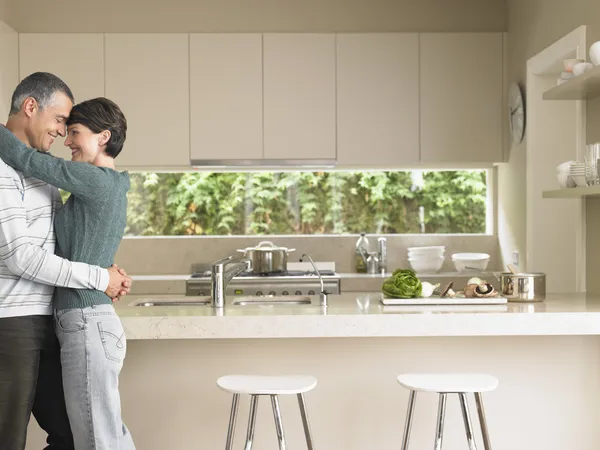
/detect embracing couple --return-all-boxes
[0,72,136,450]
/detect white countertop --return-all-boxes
[115,292,600,340]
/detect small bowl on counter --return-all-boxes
[407,246,445,258]
[451,253,490,272]
[408,256,444,274]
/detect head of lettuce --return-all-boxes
[382,269,423,298]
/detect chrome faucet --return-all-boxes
[377,237,387,274]
[299,253,329,308]
[210,256,252,308]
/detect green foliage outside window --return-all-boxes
[114,170,488,236]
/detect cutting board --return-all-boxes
[380,296,508,306]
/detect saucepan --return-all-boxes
[236,241,296,274]
[467,265,546,302]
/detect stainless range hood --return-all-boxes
[190,159,337,170]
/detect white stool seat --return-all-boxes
[217,375,318,395]
[397,373,498,393]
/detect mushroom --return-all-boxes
[474,282,498,298]
[464,283,478,298]
[440,281,454,298]
[464,281,498,298]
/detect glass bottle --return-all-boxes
[355,233,370,273]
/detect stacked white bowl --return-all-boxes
[569,162,587,187]
[556,161,576,188]
[407,246,445,273]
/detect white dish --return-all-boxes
[451,253,490,272]
[408,256,444,273]
[590,41,600,66]
[557,171,576,189]
[573,62,594,76]
[382,304,509,313]
[407,246,445,254]
[556,160,576,172]
[563,59,585,72]
[571,176,587,187]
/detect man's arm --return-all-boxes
[0,161,111,290]
[0,125,111,202]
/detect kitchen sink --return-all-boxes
[231,295,312,306]
[132,297,211,307]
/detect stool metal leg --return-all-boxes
[244,395,259,450]
[225,394,240,450]
[434,393,447,450]
[475,393,492,450]
[401,390,417,450]
[297,393,315,450]
[459,393,478,450]
[271,395,287,450]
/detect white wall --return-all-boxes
[499,0,600,273]
[0,0,10,27]
[0,19,18,120]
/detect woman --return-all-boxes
[0,97,135,450]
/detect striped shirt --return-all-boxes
[0,155,109,318]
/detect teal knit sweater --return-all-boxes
[0,126,130,310]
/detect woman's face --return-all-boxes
[64,123,107,163]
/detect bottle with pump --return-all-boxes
[355,233,370,273]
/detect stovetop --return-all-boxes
[186,269,340,296]
[190,270,337,279]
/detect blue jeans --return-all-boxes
[54,305,135,450]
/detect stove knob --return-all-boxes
[295,291,302,295]
[269,291,276,296]
[282,291,289,295]
[256,291,263,296]
[308,290,315,295]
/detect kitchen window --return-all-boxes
[112,170,490,237]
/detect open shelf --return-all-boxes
[543,64,600,100]
[543,186,600,198]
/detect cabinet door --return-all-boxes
[19,34,104,160]
[420,33,503,163]
[105,34,189,168]
[190,34,262,162]
[263,34,336,160]
[337,33,420,166]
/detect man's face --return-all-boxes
[27,92,73,152]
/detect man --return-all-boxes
[0,72,132,450]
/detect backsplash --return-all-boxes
[115,234,500,275]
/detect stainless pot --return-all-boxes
[236,241,296,274]
[499,272,546,302]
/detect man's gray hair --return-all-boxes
[9,72,74,116]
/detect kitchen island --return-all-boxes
[118,292,600,339]
[26,293,600,450]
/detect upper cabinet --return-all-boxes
[16,32,504,169]
[420,33,503,163]
[336,33,420,166]
[263,34,336,160]
[190,34,263,162]
[105,34,190,168]
[19,33,104,160]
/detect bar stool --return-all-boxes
[397,373,498,450]
[217,374,317,450]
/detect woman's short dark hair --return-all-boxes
[67,97,127,159]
